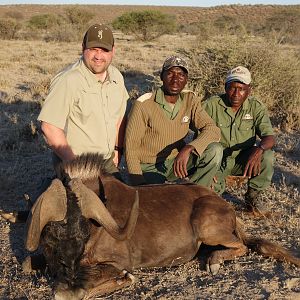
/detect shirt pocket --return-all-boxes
[216,120,231,130]
[73,90,98,124]
[107,86,125,118]
[239,120,254,131]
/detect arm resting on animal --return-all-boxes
[41,121,76,162]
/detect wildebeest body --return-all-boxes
[84,178,236,269]
[24,153,300,299]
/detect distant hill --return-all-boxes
[0,4,299,26]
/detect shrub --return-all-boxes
[64,7,94,29]
[44,23,81,42]
[263,9,300,45]
[0,18,22,39]
[4,11,24,20]
[112,10,177,41]
[28,14,62,30]
[179,36,300,131]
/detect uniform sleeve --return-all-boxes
[254,101,274,137]
[37,75,73,130]
[125,101,148,175]
[188,96,221,155]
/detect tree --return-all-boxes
[65,7,94,29]
[112,10,177,41]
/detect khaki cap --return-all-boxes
[225,66,251,85]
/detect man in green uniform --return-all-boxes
[38,24,128,175]
[202,66,275,213]
[125,56,222,187]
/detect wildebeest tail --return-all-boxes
[235,219,300,267]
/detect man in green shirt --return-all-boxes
[38,24,128,175]
[125,56,222,187]
[202,66,275,214]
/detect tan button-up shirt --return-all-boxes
[38,58,128,158]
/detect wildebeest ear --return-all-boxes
[25,179,67,252]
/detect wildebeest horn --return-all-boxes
[25,179,67,252]
[68,178,139,240]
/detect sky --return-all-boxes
[0,0,299,6]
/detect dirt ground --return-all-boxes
[0,111,299,299]
[0,36,299,299]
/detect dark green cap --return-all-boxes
[83,24,114,51]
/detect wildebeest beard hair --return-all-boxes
[41,187,90,288]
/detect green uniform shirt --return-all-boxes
[202,94,274,158]
[38,58,128,159]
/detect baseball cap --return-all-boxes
[225,66,251,85]
[83,24,114,51]
[161,55,189,75]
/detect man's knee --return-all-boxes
[203,142,223,165]
[262,149,274,165]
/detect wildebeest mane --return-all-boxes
[55,153,108,182]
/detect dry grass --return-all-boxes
[0,28,299,299]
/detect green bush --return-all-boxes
[179,36,300,130]
[65,7,94,29]
[0,18,22,39]
[28,14,61,30]
[112,10,177,41]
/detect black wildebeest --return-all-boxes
[24,153,300,299]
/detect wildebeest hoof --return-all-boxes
[55,285,86,300]
[121,270,135,284]
[206,263,221,275]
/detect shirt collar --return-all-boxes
[79,57,117,87]
[155,87,183,106]
[219,93,250,110]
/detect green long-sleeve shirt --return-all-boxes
[202,94,274,158]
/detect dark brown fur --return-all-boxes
[27,153,300,299]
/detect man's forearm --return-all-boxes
[41,121,76,162]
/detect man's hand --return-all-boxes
[243,146,263,178]
[174,145,195,179]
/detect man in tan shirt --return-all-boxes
[125,56,222,187]
[38,24,128,174]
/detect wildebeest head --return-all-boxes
[26,178,138,252]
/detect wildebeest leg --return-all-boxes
[83,266,135,299]
[84,271,134,299]
[206,238,247,275]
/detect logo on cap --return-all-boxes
[98,30,103,40]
